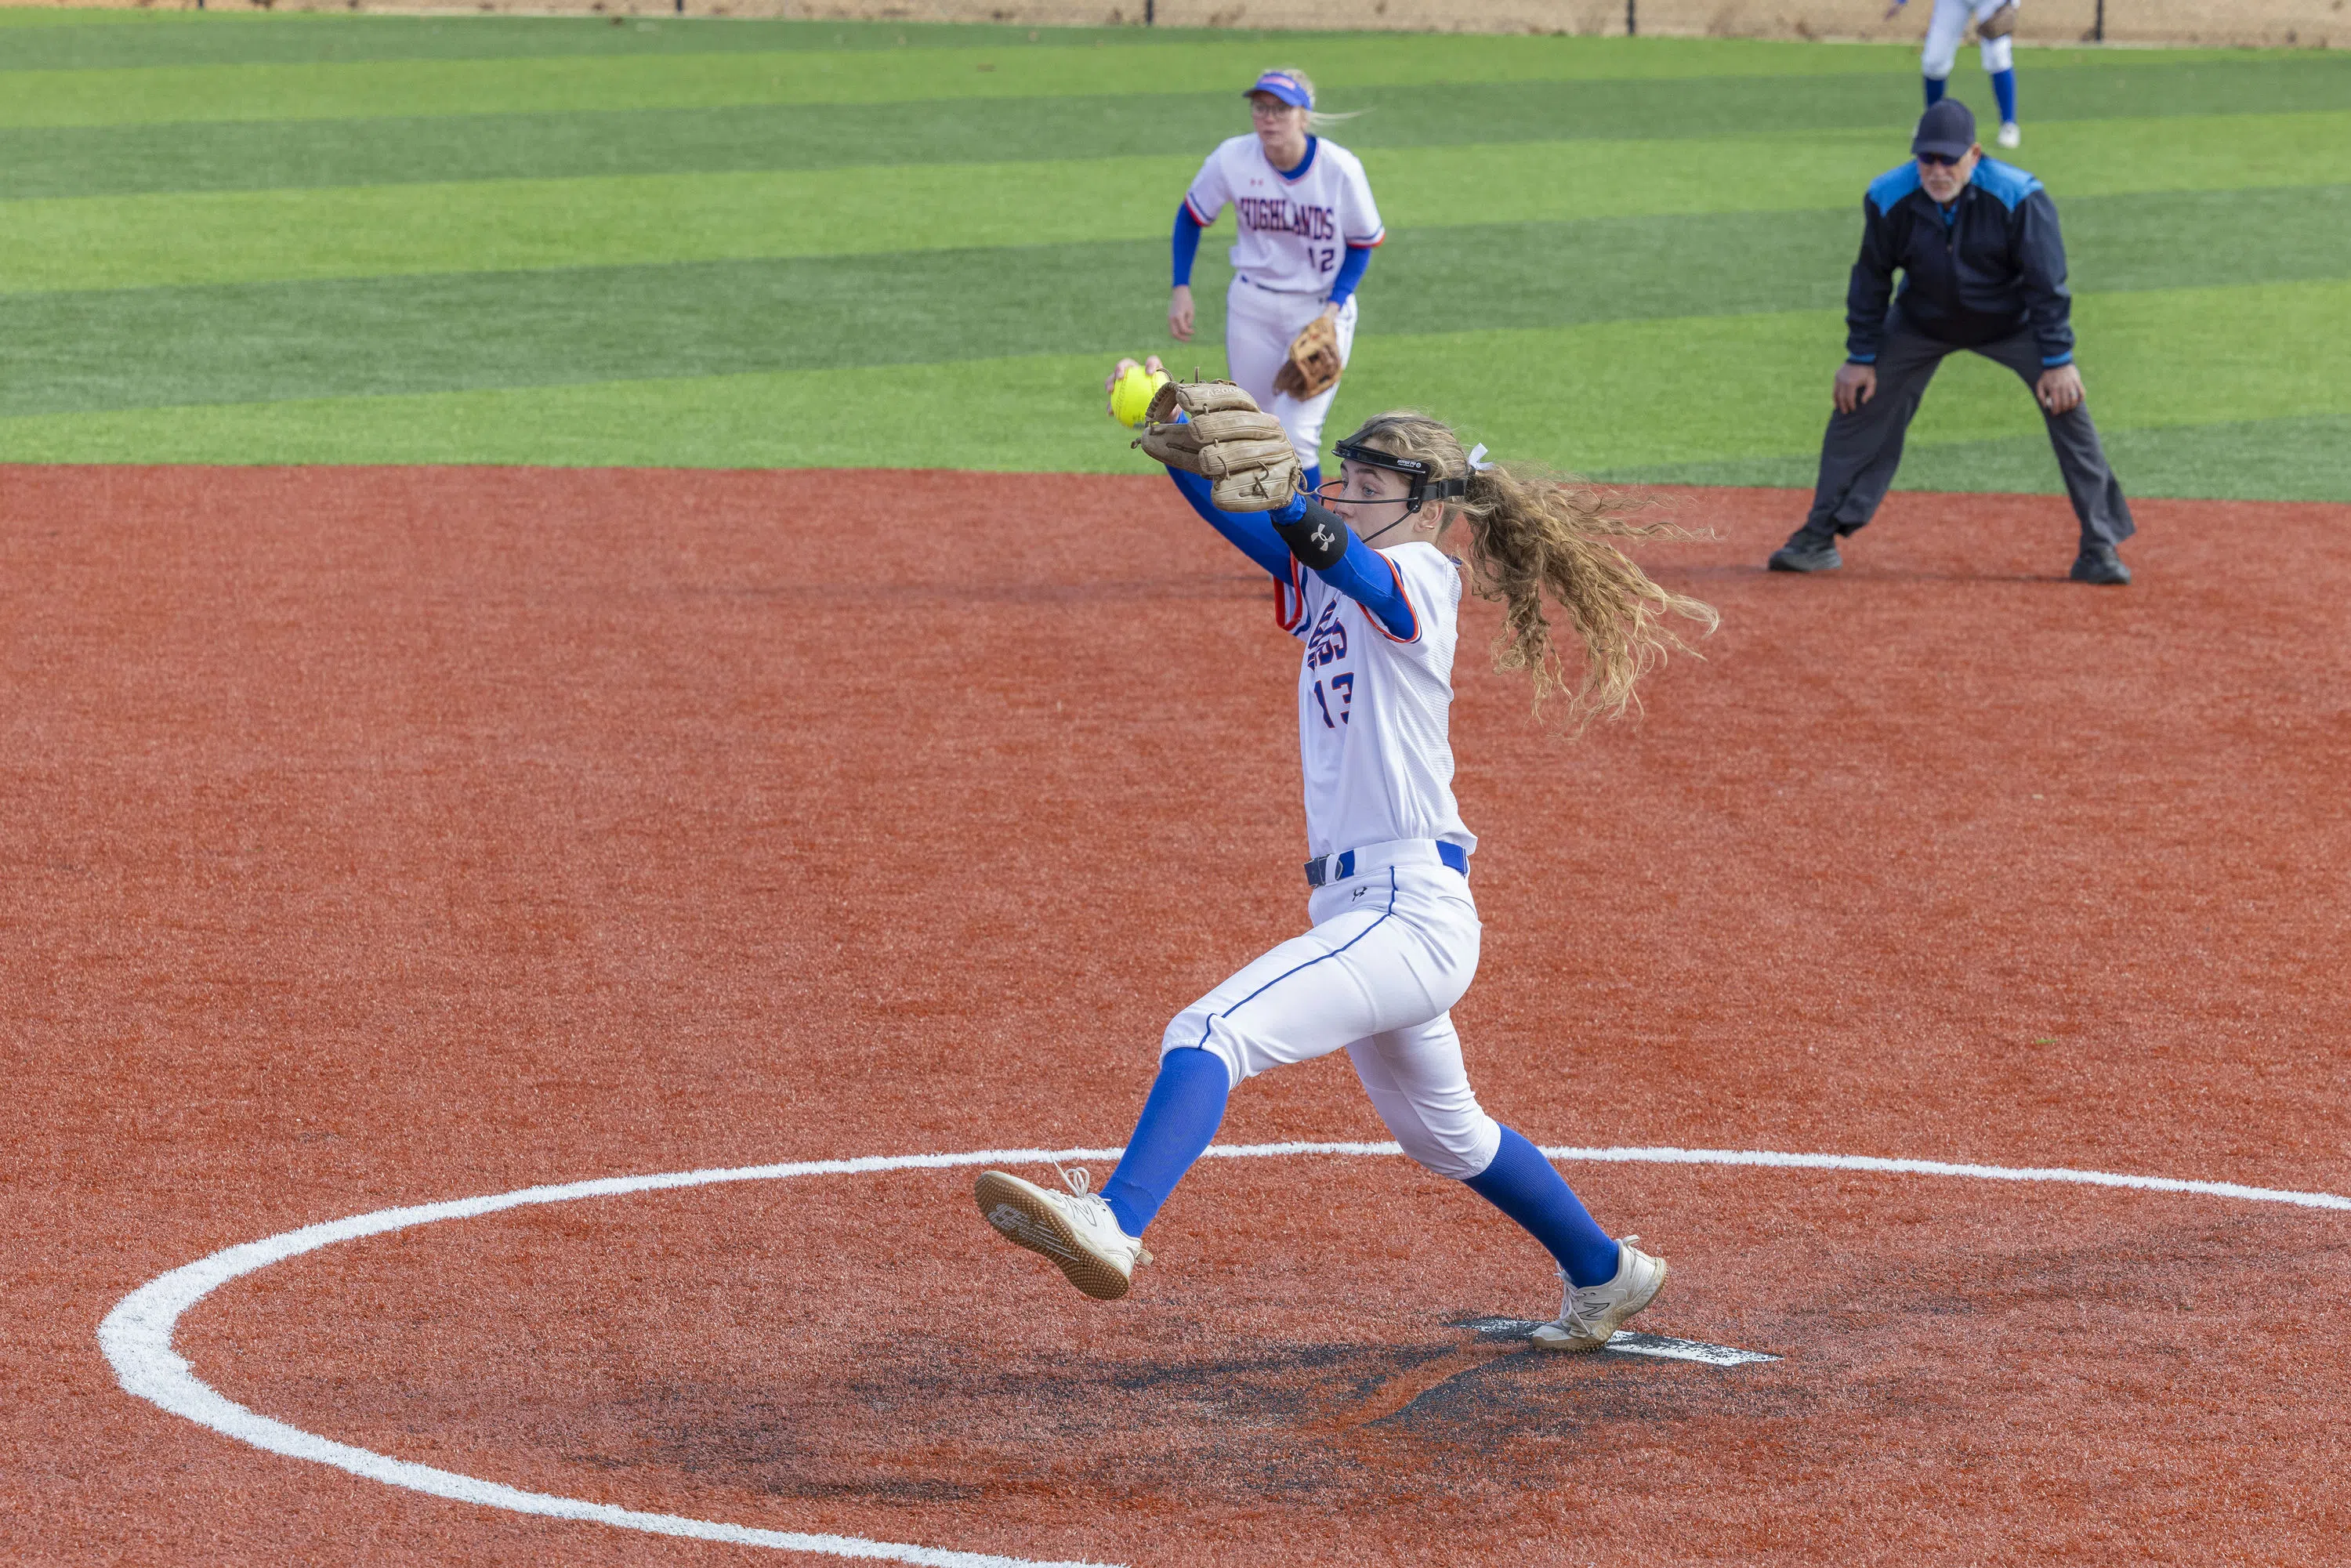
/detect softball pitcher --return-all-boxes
[1891,0,2023,147]
[973,360,1716,1351]
[1168,68,1384,495]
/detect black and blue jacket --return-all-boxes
[1846,158,2076,368]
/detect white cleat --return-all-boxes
[1996,121,2022,149]
[1530,1237,1669,1352]
[974,1165,1151,1302]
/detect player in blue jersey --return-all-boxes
[974,360,1717,1351]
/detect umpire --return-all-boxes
[1770,99,2135,584]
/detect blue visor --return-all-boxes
[1247,72,1312,109]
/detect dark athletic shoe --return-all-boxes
[1768,531,1843,574]
[2069,545,2132,585]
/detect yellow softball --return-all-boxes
[1110,363,1168,429]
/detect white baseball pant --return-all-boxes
[1224,277,1359,471]
[1161,853,1502,1181]
[1924,0,2016,80]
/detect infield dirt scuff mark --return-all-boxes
[1313,1338,1531,1432]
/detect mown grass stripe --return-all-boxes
[3,281,2338,491]
[16,32,2274,129]
[1602,414,2351,503]
[6,111,2335,297]
[12,59,2347,202]
[1333,281,2351,472]
[7,186,2339,423]
[0,12,2288,72]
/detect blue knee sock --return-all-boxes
[1991,68,2018,125]
[1923,74,1947,107]
[1100,1047,1229,1237]
[1463,1125,1621,1287]
[1301,462,1323,497]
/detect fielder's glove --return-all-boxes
[1976,1,2017,38]
[1272,315,1345,400]
[1133,379,1301,512]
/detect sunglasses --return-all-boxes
[1916,152,1966,168]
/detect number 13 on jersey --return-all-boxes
[1312,671,1354,727]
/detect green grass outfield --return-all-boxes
[2,9,2345,500]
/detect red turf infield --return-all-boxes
[4,465,2347,1566]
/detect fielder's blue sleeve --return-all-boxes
[1326,242,1373,308]
[1164,466,1291,581]
[1267,494,1416,640]
[1171,204,1204,288]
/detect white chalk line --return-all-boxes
[100,1142,2350,1567]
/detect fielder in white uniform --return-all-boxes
[1893,0,2023,147]
[1168,68,1385,494]
[976,376,1720,1351]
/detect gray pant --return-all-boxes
[1806,309,2135,550]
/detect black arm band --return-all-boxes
[1269,497,1350,572]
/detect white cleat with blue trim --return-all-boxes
[1996,121,2022,149]
[975,1166,1152,1302]
[1530,1237,1669,1351]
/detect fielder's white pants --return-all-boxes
[1225,276,1359,471]
[1923,0,2016,79]
[1161,851,1500,1181]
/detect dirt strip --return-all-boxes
[3,465,2346,1565]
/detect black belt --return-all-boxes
[1305,842,1469,888]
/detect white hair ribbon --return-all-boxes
[1466,443,1497,472]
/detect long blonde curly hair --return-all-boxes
[1339,411,1718,730]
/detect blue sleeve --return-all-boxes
[1165,466,1291,581]
[1264,496,1415,640]
[1313,532,1415,640]
[1327,242,1373,308]
[1172,204,1204,289]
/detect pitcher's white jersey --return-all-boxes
[1275,540,1476,860]
[1184,135,1386,297]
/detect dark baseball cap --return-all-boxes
[1913,100,1978,159]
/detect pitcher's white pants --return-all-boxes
[1161,856,1501,1181]
[1923,0,2016,79]
[1225,277,1359,471]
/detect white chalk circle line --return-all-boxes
[100,1141,2351,1568]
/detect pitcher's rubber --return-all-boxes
[974,1171,1132,1301]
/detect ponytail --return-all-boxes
[1337,412,1718,731]
[1263,65,1367,136]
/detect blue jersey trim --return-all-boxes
[1970,156,2043,210]
[1867,162,1923,212]
[1277,136,1319,183]
[1192,868,1398,1049]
